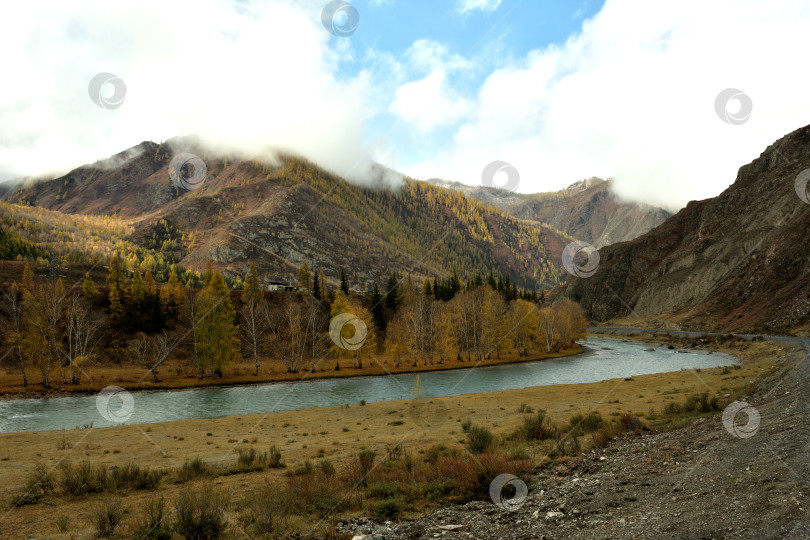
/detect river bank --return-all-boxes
[0,336,782,539]
[0,346,583,401]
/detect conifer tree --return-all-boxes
[82,274,98,299]
[194,271,238,377]
[242,264,264,303]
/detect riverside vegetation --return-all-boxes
[2,334,777,538]
[0,255,586,395]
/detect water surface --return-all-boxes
[0,337,736,433]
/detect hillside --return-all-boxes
[428,177,671,248]
[563,124,810,334]
[2,139,569,289]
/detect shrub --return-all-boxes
[89,499,125,538]
[174,485,228,539]
[25,462,57,497]
[620,413,645,432]
[237,447,259,467]
[357,449,376,485]
[267,445,284,469]
[466,425,494,454]
[288,460,315,477]
[134,496,172,540]
[460,418,472,432]
[424,444,451,465]
[516,403,534,413]
[55,514,70,533]
[110,463,162,490]
[60,461,108,495]
[249,486,292,535]
[509,447,529,460]
[177,458,211,482]
[516,410,553,441]
[663,401,681,415]
[373,498,402,520]
[318,459,336,477]
[567,411,604,436]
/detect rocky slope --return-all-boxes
[563,124,810,334]
[428,178,671,248]
[2,139,568,289]
[343,332,810,539]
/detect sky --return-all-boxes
[2,0,810,211]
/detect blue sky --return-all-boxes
[338,0,605,169]
[2,0,810,210]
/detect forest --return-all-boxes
[0,254,587,390]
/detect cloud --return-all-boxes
[404,0,810,210]
[389,70,472,131]
[0,0,393,187]
[457,0,503,15]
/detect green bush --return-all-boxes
[517,410,553,441]
[373,498,402,520]
[174,485,228,539]
[466,425,494,454]
[567,411,604,436]
[460,419,472,432]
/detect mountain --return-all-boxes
[427,177,671,248]
[2,139,570,289]
[562,124,810,334]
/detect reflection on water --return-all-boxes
[0,337,737,433]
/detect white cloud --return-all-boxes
[0,0,390,187]
[457,0,503,15]
[389,69,472,131]
[405,0,810,210]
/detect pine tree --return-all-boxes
[340,269,349,294]
[422,279,432,297]
[312,271,321,300]
[370,284,386,331]
[385,272,401,311]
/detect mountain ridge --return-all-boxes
[427,176,671,248]
[562,124,810,334]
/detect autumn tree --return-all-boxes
[240,264,266,376]
[161,268,186,327]
[1,283,27,386]
[510,299,539,356]
[330,290,376,370]
[20,280,66,388]
[82,274,98,300]
[63,293,102,384]
[194,271,238,377]
[297,262,312,293]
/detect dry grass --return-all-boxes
[0,338,783,538]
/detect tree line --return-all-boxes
[0,257,586,389]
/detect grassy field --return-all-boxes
[0,335,783,539]
[0,347,582,399]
